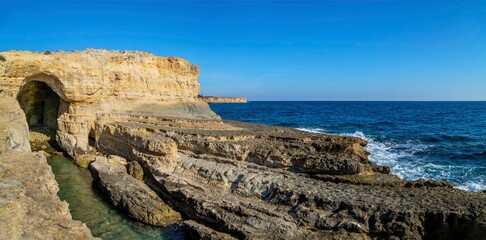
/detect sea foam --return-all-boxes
[296,127,486,192]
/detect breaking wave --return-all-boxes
[297,127,486,192]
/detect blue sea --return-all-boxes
[210,101,486,192]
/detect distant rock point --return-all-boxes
[198,96,247,103]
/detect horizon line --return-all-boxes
[241,100,486,102]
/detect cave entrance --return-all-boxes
[17,81,61,130]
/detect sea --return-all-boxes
[210,101,486,192]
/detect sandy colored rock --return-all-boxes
[0,94,95,240]
[0,49,219,156]
[93,112,486,240]
[182,220,238,240]
[127,160,144,180]
[89,156,182,227]
[74,154,97,168]
[0,93,31,153]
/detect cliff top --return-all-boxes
[0,49,201,103]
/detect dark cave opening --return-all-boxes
[17,81,60,130]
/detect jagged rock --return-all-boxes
[404,178,454,188]
[95,119,374,176]
[182,220,238,240]
[127,160,144,180]
[108,154,128,165]
[74,154,97,168]
[89,156,182,227]
[93,118,486,239]
[0,93,31,153]
[39,150,51,158]
[0,94,95,239]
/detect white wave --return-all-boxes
[456,181,486,192]
[295,127,486,192]
[296,127,326,134]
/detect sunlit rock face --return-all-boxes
[0,93,95,239]
[0,49,219,155]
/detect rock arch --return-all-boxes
[17,81,61,130]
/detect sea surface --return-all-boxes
[210,101,486,192]
[47,155,185,240]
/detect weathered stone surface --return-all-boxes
[74,154,97,168]
[0,50,200,102]
[0,94,95,240]
[93,115,486,240]
[182,220,238,240]
[0,93,31,153]
[89,156,182,227]
[127,160,144,180]
[95,118,374,176]
[0,50,219,156]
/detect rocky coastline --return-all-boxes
[0,93,95,239]
[198,96,247,103]
[1,50,485,239]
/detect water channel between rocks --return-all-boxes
[46,152,185,239]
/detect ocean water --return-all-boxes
[48,155,185,240]
[210,101,486,192]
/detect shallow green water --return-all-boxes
[47,155,185,240]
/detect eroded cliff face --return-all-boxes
[0,93,95,240]
[0,49,219,156]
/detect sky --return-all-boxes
[1,0,485,101]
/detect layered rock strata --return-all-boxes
[89,156,182,227]
[0,50,218,156]
[93,114,486,240]
[0,94,95,239]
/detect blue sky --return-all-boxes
[1,0,485,100]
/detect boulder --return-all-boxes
[74,154,97,168]
[89,156,182,227]
[126,160,144,180]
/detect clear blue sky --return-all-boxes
[1,0,485,100]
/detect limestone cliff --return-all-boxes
[0,93,95,239]
[0,49,219,156]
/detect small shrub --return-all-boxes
[43,50,51,55]
[0,55,5,62]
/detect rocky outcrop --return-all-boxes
[0,93,31,153]
[182,220,238,240]
[0,93,95,240]
[92,113,486,240]
[95,119,374,175]
[0,49,219,156]
[89,155,182,227]
[198,96,247,103]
